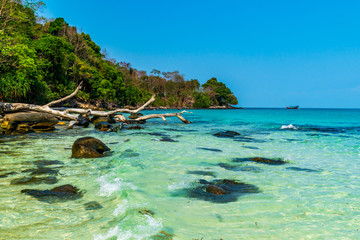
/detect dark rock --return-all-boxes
[126,125,144,130]
[128,113,143,119]
[206,185,229,195]
[213,131,240,138]
[92,116,116,124]
[128,119,146,124]
[218,163,262,172]
[286,167,321,172]
[21,167,59,176]
[242,146,259,150]
[160,137,178,142]
[94,121,113,131]
[137,208,155,216]
[185,179,260,203]
[197,147,222,152]
[21,184,82,203]
[233,157,287,165]
[3,112,58,133]
[11,176,58,185]
[186,170,216,177]
[84,201,103,210]
[124,139,130,142]
[34,160,64,167]
[147,132,168,137]
[75,114,90,127]
[4,112,58,125]
[0,171,17,178]
[71,137,110,158]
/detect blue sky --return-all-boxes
[41,0,360,108]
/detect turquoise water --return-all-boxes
[1,109,360,239]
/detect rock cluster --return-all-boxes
[1,112,58,134]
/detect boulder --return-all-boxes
[92,116,116,124]
[2,112,58,133]
[75,114,90,127]
[71,137,110,158]
[4,112,58,125]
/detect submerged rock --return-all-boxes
[120,149,140,158]
[197,147,222,152]
[11,176,58,185]
[71,137,110,158]
[160,137,178,142]
[185,179,260,203]
[21,167,59,176]
[242,146,259,150]
[84,201,103,210]
[286,167,321,172]
[233,157,287,165]
[21,184,82,203]
[126,125,144,130]
[186,170,216,177]
[213,131,240,138]
[218,163,262,172]
[33,160,64,167]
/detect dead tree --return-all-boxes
[0,82,191,127]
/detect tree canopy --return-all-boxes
[0,0,238,108]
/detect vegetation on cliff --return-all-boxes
[0,0,238,108]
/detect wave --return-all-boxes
[280,124,298,130]
[97,175,138,197]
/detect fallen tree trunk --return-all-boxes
[0,83,191,126]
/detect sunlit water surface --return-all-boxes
[1,109,360,239]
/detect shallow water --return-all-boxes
[1,109,360,239]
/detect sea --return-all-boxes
[0,108,360,240]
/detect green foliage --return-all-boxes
[202,77,238,106]
[193,92,211,108]
[0,0,238,108]
[48,17,68,35]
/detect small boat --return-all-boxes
[286,106,299,109]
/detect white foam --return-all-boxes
[97,176,138,197]
[93,215,162,240]
[113,199,129,216]
[168,181,189,190]
[281,124,298,130]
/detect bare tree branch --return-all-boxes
[45,81,83,107]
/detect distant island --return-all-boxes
[0,0,238,109]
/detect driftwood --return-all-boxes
[0,82,191,126]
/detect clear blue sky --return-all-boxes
[41,0,360,108]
